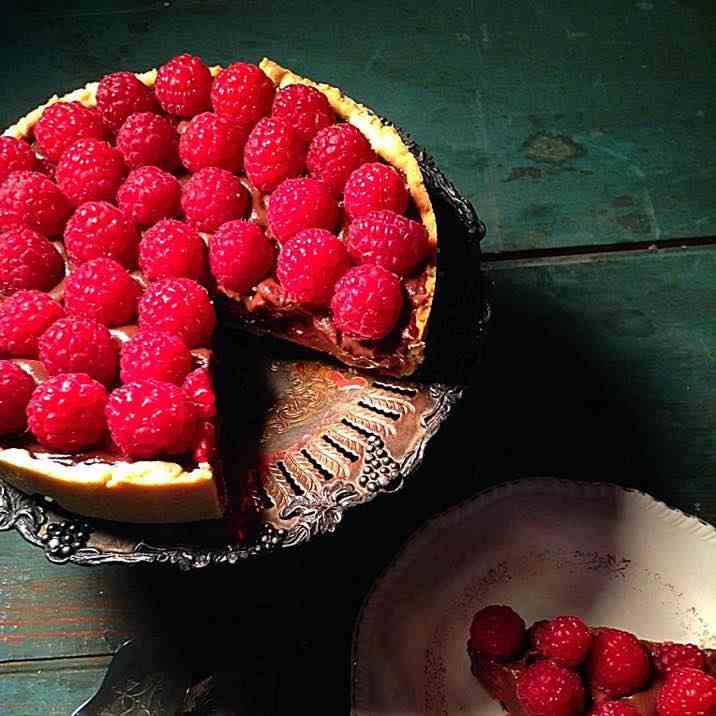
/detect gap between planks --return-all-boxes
[0,653,112,674]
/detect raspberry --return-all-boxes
[192,420,216,464]
[0,171,71,236]
[532,616,593,668]
[27,373,108,452]
[139,218,207,282]
[181,167,250,232]
[179,112,248,173]
[116,165,180,227]
[0,361,35,435]
[331,264,404,341]
[0,226,64,294]
[656,667,716,716]
[115,112,179,170]
[182,367,215,419]
[208,220,274,294]
[652,642,707,676]
[516,660,586,716]
[138,278,215,348]
[106,379,197,458]
[211,62,274,128]
[343,162,409,220]
[468,605,527,660]
[64,258,140,327]
[155,54,212,117]
[33,101,106,163]
[0,291,64,357]
[346,209,430,277]
[96,71,159,131]
[587,628,651,698]
[0,137,38,184]
[39,317,119,386]
[306,123,376,196]
[277,229,350,307]
[64,201,139,268]
[56,139,127,207]
[589,703,640,716]
[244,116,305,192]
[271,83,335,145]
[266,177,338,243]
[119,330,192,385]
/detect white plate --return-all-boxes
[351,478,716,715]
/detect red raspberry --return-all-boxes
[271,83,335,145]
[343,162,409,220]
[266,177,338,243]
[277,229,350,307]
[532,616,593,668]
[39,317,119,386]
[138,278,215,348]
[115,112,179,170]
[306,123,376,196]
[589,703,640,716]
[331,264,404,340]
[208,220,274,294]
[182,367,215,419]
[56,139,127,207]
[116,165,181,227]
[587,628,651,698]
[244,116,305,192]
[0,137,38,183]
[0,226,64,294]
[33,101,106,163]
[96,71,159,131]
[155,54,212,117]
[179,112,248,173]
[64,258,140,327]
[119,330,192,385]
[181,167,250,232]
[468,605,527,660]
[0,290,64,358]
[139,218,207,282]
[192,420,216,464]
[516,660,586,716]
[656,667,716,716]
[27,373,108,452]
[64,201,139,268]
[106,379,197,458]
[0,170,72,236]
[211,62,274,128]
[0,361,35,435]
[652,642,707,676]
[346,209,430,277]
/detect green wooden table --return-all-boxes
[2,1,715,713]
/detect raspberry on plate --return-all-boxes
[64,201,139,268]
[155,54,213,117]
[106,379,197,459]
[346,209,430,277]
[138,278,215,348]
[266,176,338,243]
[208,219,274,294]
[39,317,119,386]
[33,101,106,163]
[587,628,651,698]
[655,667,716,716]
[192,419,215,464]
[179,112,248,173]
[0,226,64,294]
[116,112,179,170]
[271,83,335,145]
[589,703,641,716]
[343,162,409,220]
[211,62,275,128]
[116,165,180,227]
[55,138,127,207]
[651,642,707,676]
[96,71,159,131]
[532,616,593,668]
[0,170,71,236]
[243,116,305,192]
[181,167,250,232]
[468,605,527,661]
[26,372,108,452]
[0,361,35,435]
[306,122,376,196]
[0,290,64,358]
[277,228,350,307]
[182,367,215,419]
[119,330,192,385]
[0,136,38,184]
[331,264,404,341]
[63,257,141,327]
[516,660,586,716]
[139,218,207,282]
